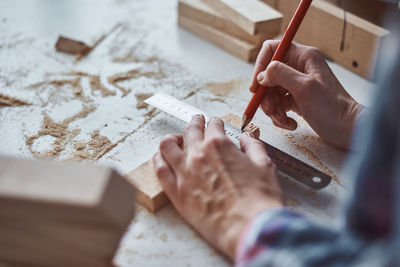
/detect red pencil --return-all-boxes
[241,0,313,130]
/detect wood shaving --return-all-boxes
[135,93,153,109]
[0,94,31,107]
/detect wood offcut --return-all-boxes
[124,113,261,212]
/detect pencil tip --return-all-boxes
[240,115,250,131]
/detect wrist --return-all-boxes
[343,102,365,149]
[222,196,284,259]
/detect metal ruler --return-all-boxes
[145,93,331,190]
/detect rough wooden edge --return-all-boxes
[178,0,278,46]
[200,0,282,35]
[124,113,260,212]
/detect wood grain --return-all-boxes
[178,0,278,46]
[125,113,261,212]
[178,15,260,62]
[262,0,390,80]
[200,0,282,35]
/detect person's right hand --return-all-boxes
[249,40,365,150]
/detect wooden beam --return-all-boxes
[261,0,390,80]
[178,0,278,46]
[125,113,261,212]
[200,0,282,35]
[178,15,260,62]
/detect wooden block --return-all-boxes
[0,157,135,228]
[178,15,260,62]
[262,0,390,80]
[0,156,135,267]
[125,113,260,212]
[200,0,282,35]
[0,220,119,267]
[125,161,168,212]
[220,113,261,139]
[178,0,278,46]
[55,36,91,56]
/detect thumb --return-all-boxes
[257,61,307,97]
[240,132,270,167]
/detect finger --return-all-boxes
[153,152,177,196]
[257,61,309,98]
[250,42,306,93]
[240,132,271,166]
[184,114,205,151]
[159,134,185,171]
[250,40,281,93]
[260,88,277,116]
[204,117,226,140]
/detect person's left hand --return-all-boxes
[152,115,283,259]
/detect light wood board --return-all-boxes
[178,15,260,62]
[262,0,390,80]
[200,0,282,35]
[178,0,278,46]
[125,113,261,212]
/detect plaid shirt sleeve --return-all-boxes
[235,25,400,267]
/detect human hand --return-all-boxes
[153,115,283,259]
[249,40,365,150]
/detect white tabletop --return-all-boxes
[0,0,376,266]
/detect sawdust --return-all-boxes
[26,106,96,159]
[134,232,144,239]
[285,133,342,185]
[111,41,159,64]
[135,93,153,109]
[183,87,202,99]
[159,233,167,242]
[207,97,226,103]
[31,78,91,103]
[107,69,165,97]
[206,79,243,96]
[284,195,300,207]
[73,23,123,62]
[89,75,116,97]
[66,71,116,97]
[74,141,86,151]
[0,94,31,107]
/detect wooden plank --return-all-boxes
[261,0,390,80]
[178,0,278,46]
[125,113,261,212]
[200,0,282,35]
[178,15,260,62]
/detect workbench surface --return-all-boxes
[0,0,376,266]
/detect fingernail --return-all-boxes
[257,72,265,83]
